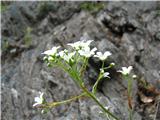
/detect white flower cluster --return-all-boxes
[35,39,137,117]
[68,40,98,58]
[42,40,112,63]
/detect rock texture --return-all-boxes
[1,1,160,120]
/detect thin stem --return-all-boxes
[102,60,105,68]
[154,101,160,120]
[103,66,112,70]
[80,57,88,77]
[80,84,119,120]
[125,76,133,120]
[92,61,105,94]
[92,77,101,94]
[73,50,79,71]
[73,69,119,120]
[46,92,86,108]
[127,77,132,98]
[56,59,70,73]
[127,76,133,109]
[129,109,133,120]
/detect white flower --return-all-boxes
[78,47,97,58]
[81,40,93,48]
[33,92,44,107]
[59,50,76,63]
[132,75,137,79]
[67,41,81,49]
[94,51,112,61]
[100,69,110,78]
[42,46,60,56]
[68,40,93,50]
[103,72,110,78]
[118,66,133,75]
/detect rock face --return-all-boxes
[1,1,160,120]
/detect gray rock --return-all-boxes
[1,1,160,120]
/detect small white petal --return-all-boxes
[97,52,102,56]
[59,51,65,57]
[40,93,44,100]
[128,66,133,72]
[42,46,60,56]
[35,97,41,103]
[42,50,53,55]
[81,40,93,48]
[103,72,110,78]
[79,47,97,58]
[33,92,44,107]
[33,103,40,107]
[132,75,137,78]
[104,51,112,57]
[91,47,97,53]
[99,106,110,114]
[68,40,93,50]
[104,106,110,110]
[41,110,45,114]
[117,70,122,73]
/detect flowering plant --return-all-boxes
[33,39,136,120]
[118,66,136,120]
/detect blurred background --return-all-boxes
[1,1,160,120]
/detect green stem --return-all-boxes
[47,92,86,108]
[80,57,88,76]
[129,109,133,120]
[103,66,112,70]
[92,77,101,94]
[125,76,133,120]
[92,61,105,94]
[73,50,79,71]
[80,84,119,120]
[102,60,105,68]
[128,78,132,98]
[56,59,70,73]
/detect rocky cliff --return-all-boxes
[1,1,160,120]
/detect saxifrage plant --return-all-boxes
[33,39,136,120]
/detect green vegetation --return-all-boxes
[2,39,9,51]
[0,3,8,12]
[38,2,58,19]
[156,10,160,16]
[0,1,12,12]
[80,2,105,13]
[24,27,32,47]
